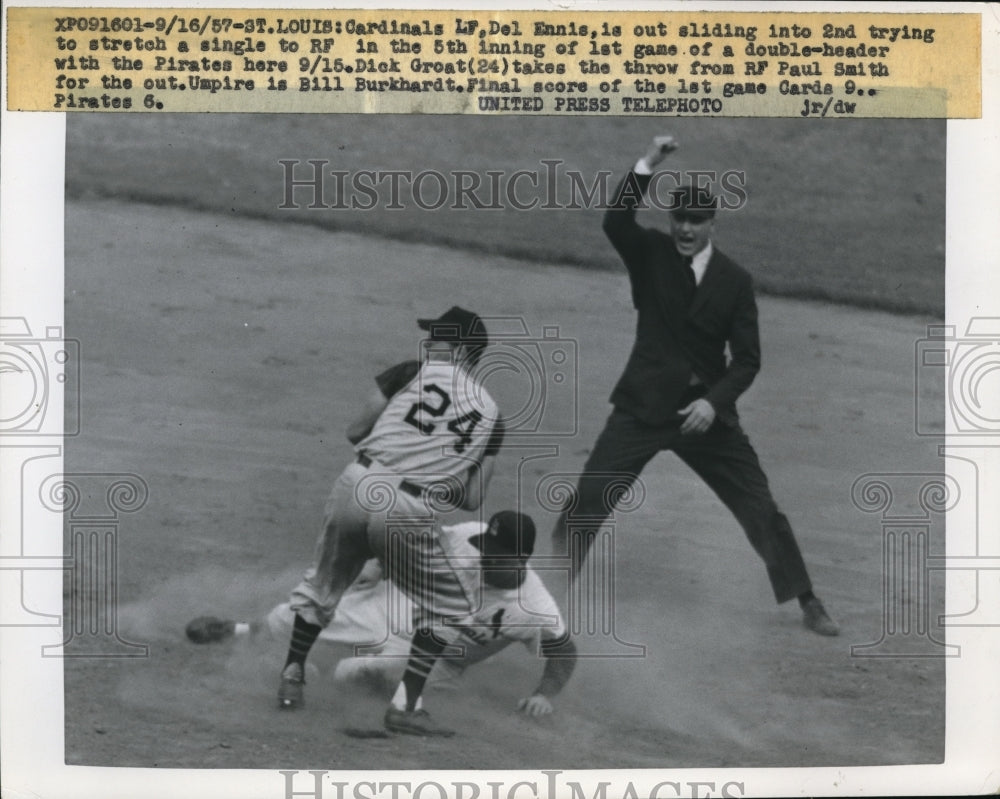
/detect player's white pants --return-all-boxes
[268,599,464,687]
[289,459,432,628]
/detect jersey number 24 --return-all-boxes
[403,383,483,453]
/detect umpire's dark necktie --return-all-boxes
[682,255,697,303]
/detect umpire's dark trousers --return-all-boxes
[555,401,813,605]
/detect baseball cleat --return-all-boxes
[384,707,455,737]
[801,598,840,636]
[185,616,237,644]
[277,662,305,710]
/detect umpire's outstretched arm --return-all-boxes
[602,135,680,267]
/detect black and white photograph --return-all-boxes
[2,3,998,798]
[55,111,954,769]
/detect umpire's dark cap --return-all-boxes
[669,184,718,220]
[418,306,489,345]
[469,510,536,559]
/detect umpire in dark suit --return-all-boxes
[554,135,838,636]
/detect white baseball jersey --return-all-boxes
[357,360,503,485]
[443,565,566,667]
[384,520,566,658]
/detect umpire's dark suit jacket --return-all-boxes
[603,171,761,427]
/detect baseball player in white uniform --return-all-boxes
[277,306,505,720]
[185,511,577,736]
[379,509,576,735]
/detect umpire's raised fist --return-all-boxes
[643,135,678,167]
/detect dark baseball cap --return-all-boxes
[469,510,536,559]
[669,184,718,220]
[417,306,488,345]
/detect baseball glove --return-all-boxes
[185,616,236,644]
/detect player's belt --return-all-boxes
[355,453,425,499]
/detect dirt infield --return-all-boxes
[64,197,945,770]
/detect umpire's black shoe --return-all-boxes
[278,662,305,710]
[802,598,840,636]
[384,707,455,737]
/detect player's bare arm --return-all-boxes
[517,636,578,717]
[346,389,389,444]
